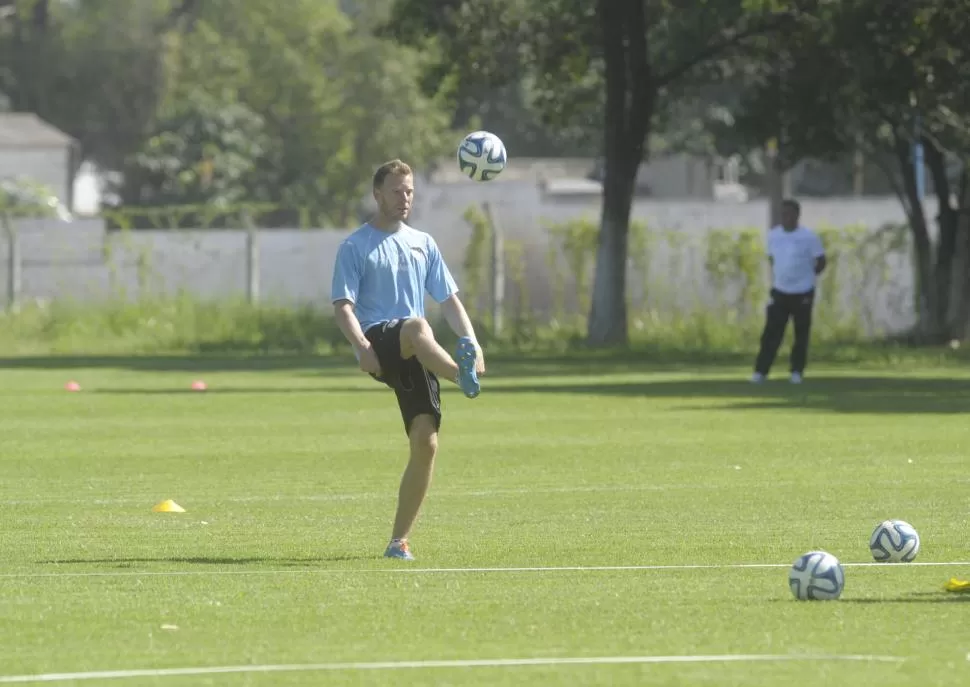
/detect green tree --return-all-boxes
[0,176,70,220]
[117,91,268,211]
[0,0,198,170]
[2,0,454,225]
[385,0,813,345]
[723,0,970,341]
[163,0,454,225]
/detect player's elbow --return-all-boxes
[441,293,462,310]
[333,299,354,317]
[441,295,467,320]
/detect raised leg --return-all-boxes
[399,318,459,382]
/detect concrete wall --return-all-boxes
[633,155,716,198]
[435,155,716,198]
[2,190,930,335]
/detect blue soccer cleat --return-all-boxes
[455,336,480,399]
[383,539,415,561]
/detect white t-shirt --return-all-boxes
[767,225,825,294]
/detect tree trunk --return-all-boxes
[766,138,784,228]
[895,131,939,342]
[589,164,637,344]
[947,164,970,340]
[925,140,956,335]
[852,148,865,197]
[587,0,653,347]
[31,0,49,30]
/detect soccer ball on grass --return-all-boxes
[789,550,845,601]
[869,519,920,562]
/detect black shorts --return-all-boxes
[364,319,442,436]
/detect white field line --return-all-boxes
[7,477,949,507]
[1,560,968,580]
[0,654,906,684]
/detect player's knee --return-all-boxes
[401,317,432,345]
[400,318,434,359]
[408,416,438,459]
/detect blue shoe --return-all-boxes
[383,539,415,561]
[455,336,480,399]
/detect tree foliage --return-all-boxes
[0,0,186,170]
[1,0,456,226]
[386,0,813,345]
[4,0,970,338]
[119,92,267,210]
[154,0,456,225]
[0,177,69,220]
[722,0,970,340]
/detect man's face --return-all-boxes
[374,173,414,222]
[781,204,799,230]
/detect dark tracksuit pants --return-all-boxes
[754,288,815,376]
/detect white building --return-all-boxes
[0,113,77,209]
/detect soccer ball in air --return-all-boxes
[869,519,920,562]
[789,551,845,601]
[457,130,507,181]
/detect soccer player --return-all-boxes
[331,159,484,561]
[751,199,827,384]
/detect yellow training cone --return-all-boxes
[152,499,186,513]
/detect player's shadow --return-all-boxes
[840,593,970,604]
[494,376,970,414]
[41,555,373,566]
[771,592,970,604]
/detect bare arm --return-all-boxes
[815,255,827,275]
[333,300,369,351]
[441,294,485,374]
[334,300,381,375]
[440,294,476,340]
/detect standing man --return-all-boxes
[331,159,484,561]
[752,199,826,384]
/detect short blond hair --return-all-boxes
[373,159,413,189]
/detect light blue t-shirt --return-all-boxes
[331,223,459,332]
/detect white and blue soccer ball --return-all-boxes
[789,551,845,601]
[457,130,507,181]
[869,519,920,562]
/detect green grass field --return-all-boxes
[2,353,970,686]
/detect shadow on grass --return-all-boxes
[42,555,374,566]
[307,375,970,414]
[0,357,934,377]
[91,388,348,395]
[839,594,970,604]
[492,376,970,414]
[0,355,353,373]
[69,375,970,415]
[0,338,964,378]
[0,350,753,375]
[1,347,968,415]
